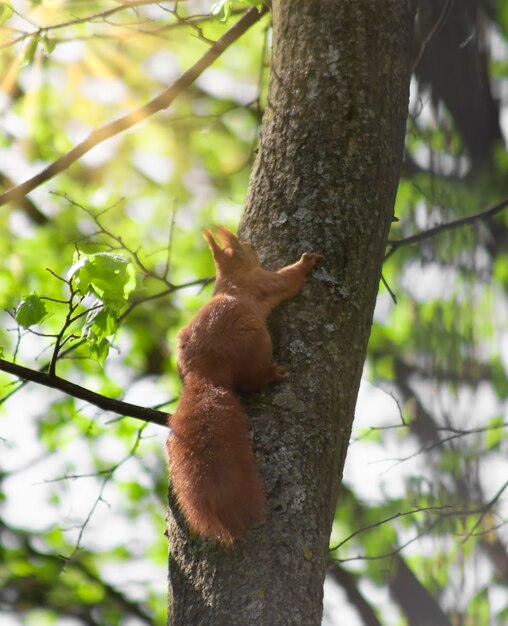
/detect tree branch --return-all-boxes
[387,554,453,626]
[412,0,454,72]
[385,194,508,260]
[329,505,452,552]
[0,173,48,223]
[327,563,383,626]
[462,478,508,544]
[0,358,169,427]
[0,6,267,207]
[1,0,170,50]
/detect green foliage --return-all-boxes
[0,3,13,24]
[82,308,117,364]
[22,34,40,66]
[485,416,503,451]
[211,0,265,22]
[42,33,56,56]
[211,0,233,22]
[63,251,137,363]
[15,295,47,328]
[69,252,137,310]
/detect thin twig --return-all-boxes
[56,193,169,286]
[329,505,452,552]
[164,203,177,279]
[385,195,508,260]
[49,280,80,377]
[63,424,148,564]
[462,479,508,544]
[412,0,454,71]
[380,420,508,473]
[380,272,397,303]
[0,7,267,207]
[0,1,179,50]
[332,505,487,564]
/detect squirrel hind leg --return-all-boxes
[237,362,288,394]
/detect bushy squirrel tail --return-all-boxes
[167,374,265,545]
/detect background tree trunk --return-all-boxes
[167,1,415,624]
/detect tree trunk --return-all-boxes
[167,2,415,624]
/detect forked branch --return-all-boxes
[0,6,267,207]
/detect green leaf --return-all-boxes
[82,307,118,364]
[0,3,14,25]
[83,307,118,340]
[69,252,137,310]
[42,34,56,55]
[67,253,86,278]
[121,481,147,500]
[486,415,505,451]
[469,587,489,624]
[72,254,134,365]
[491,357,508,398]
[89,338,110,365]
[15,295,47,328]
[22,34,40,67]
[240,0,265,9]
[498,606,508,624]
[438,449,461,474]
[211,0,231,22]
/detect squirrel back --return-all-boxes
[167,227,321,545]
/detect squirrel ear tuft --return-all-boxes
[215,226,241,251]
[203,229,222,260]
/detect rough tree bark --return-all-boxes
[167,1,415,624]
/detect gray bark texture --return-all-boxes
[167,1,415,624]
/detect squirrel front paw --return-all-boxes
[300,252,323,271]
[272,363,288,382]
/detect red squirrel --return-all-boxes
[167,227,322,545]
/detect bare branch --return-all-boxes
[329,505,452,552]
[385,194,508,260]
[49,279,80,377]
[0,173,47,223]
[462,478,508,544]
[334,502,508,565]
[66,425,148,561]
[380,419,508,472]
[0,357,169,427]
[327,562,383,626]
[380,272,397,303]
[0,7,267,207]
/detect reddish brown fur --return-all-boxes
[167,227,322,545]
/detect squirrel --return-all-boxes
[166,226,322,545]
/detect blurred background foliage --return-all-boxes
[0,1,507,625]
